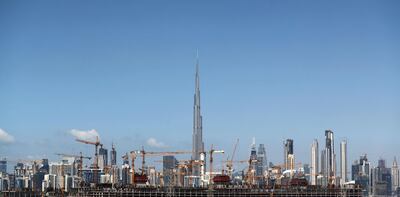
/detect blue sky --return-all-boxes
[0,1,399,170]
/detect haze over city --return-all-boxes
[1,0,399,170]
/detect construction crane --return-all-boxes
[225,139,239,178]
[130,147,192,185]
[55,152,91,178]
[244,155,259,186]
[75,136,102,184]
[222,159,249,173]
[209,144,224,186]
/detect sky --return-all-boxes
[0,1,399,171]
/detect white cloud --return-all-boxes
[0,128,15,143]
[69,129,100,141]
[146,137,168,148]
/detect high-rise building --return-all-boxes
[311,139,319,185]
[303,164,311,183]
[121,153,130,186]
[340,140,347,185]
[283,139,294,171]
[371,159,392,196]
[287,154,295,177]
[0,159,6,174]
[163,155,178,186]
[98,146,108,170]
[256,144,267,176]
[147,166,159,187]
[351,154,370,195]
[250,138,258,173]
[192,53,204,178]
[321,149,326,176]
[110,143,117,166]
[40,159,49,174]
[392,157,399,193]
[256,144,267,186]
[325,130,335,185]
[333,153,337,183]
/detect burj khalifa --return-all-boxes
[192,54,204,177]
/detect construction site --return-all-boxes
[0,132,364,197]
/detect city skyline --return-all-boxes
[1,0,400,168]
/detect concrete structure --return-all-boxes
[163,155,178,186]
[340,140,347,185]
[257,144,267,172]
[192,52,204,178]
[371,159,392,196]
[49,160,74,177]
[283,139,294,171]
[311,139,319,185]
[256,143,267,185]
[321,149,326,177]
[325,130,335,185]
[98,146,108,170]
[121,163,130,186]
[110,143,117,166]
[351,154,370,196]
[287,154,295,177]
[121,153,130,185]
[392,157,399,194]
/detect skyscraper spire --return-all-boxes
[192,50,204,177]
[195,50,200,98]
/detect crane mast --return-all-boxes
[75,136,102,184]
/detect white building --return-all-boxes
[340,140,347,185]
[311,139,319,185]
[392,157,399,193]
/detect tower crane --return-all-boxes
[75,136,102,183]
[222,159,249,171]
[226,139,239,178]
[209,144,225,186]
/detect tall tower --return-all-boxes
[192,52,204,177]
[250,138,258,174]
[340,140,347,185]
[321,149,326,175]
[284,139,294,171]
[311,139,319,185]
[98,146,108,170]
[110,143,117,166]
[392,157,399,193]
[325,130,335,185]
[257,144,267,176]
